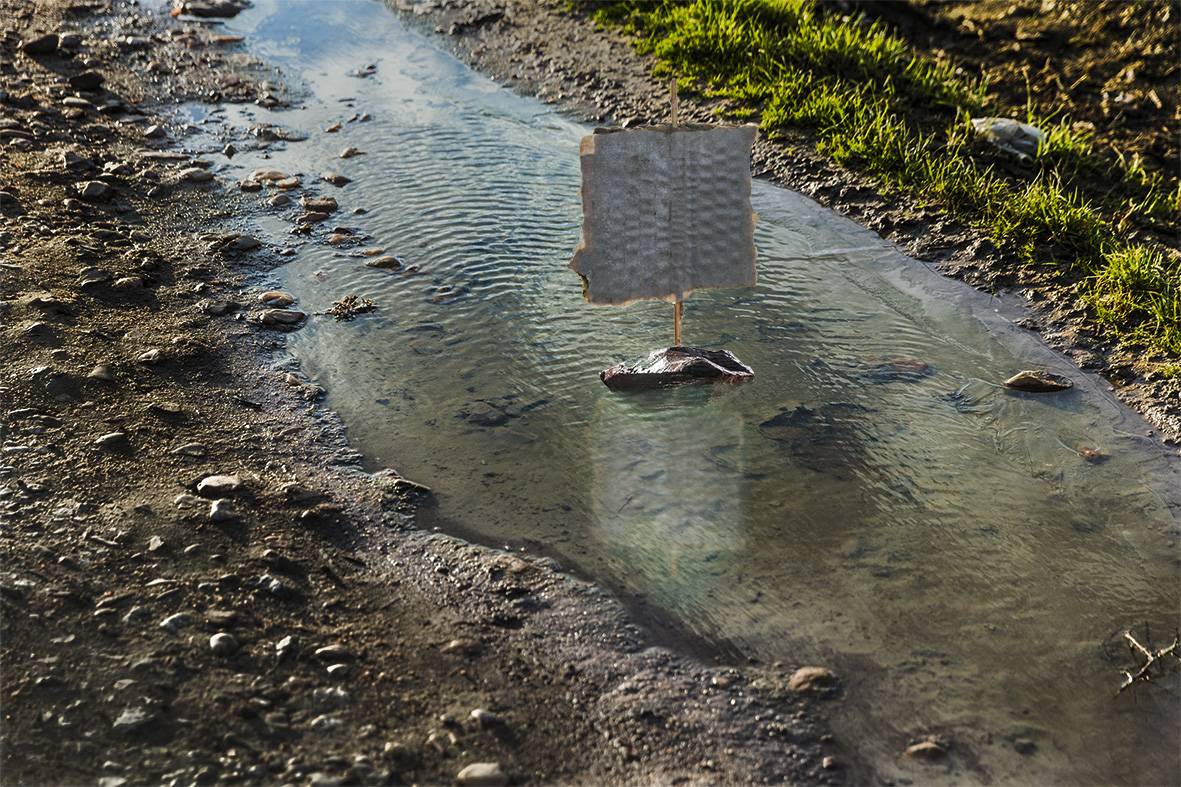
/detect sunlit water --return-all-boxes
[176,1,1181,783]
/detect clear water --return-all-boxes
[186,1,1181,783]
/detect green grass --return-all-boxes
[587,0,1181,358]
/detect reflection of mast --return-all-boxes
[569,79,759,390]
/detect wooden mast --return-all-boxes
[671,78,684,347]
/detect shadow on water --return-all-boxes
[179,1,1181,784]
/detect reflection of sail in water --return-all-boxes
[587,390,747,610]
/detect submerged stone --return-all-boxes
[1003,369,1073,393]
[600,346,753,391]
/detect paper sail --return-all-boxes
[570,123,759,306]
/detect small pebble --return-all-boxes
[95,432,128,450]
[457,762,508,787]
[309,715,343,731]
[259,308,306,325]
[209,499,239,522]
[314,644,354,661]
[251,169,287,182]
[339,146,364,159]
[904,738,949,761]
[137,349,163,365]
[209,632,239,656]
[470,708,503,727]
[196,475,242,497]
[88,364,116,382]
[122,606,152,625]
[75,181,112,202]
[180,167,213,183]
[259,291,295,307]
[159,612,192,632]
[112,707,155,734]
[788,666,834,691]
[365,256,402,270]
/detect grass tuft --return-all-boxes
[590,0,1180,358]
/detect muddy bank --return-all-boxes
[408,0,1180,444]
[0,1,840,785]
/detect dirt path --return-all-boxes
[0,2,840,785]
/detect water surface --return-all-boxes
[183,2,1181,783]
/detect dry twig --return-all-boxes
[1117,630,1180,694]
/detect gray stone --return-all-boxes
[466,402,508,427]
[21,34,59,55]
[249,573,290,598]
[95,432,128,450]
[180,167,214,183]
[209,632,239,656]
[313,687,352,704]
[224,234,260,252]
[180,1,250,20]
[1003,370,1073,393]
[137,349,163,365]
[209,499,239,523]
[113,276,144,290]
[313,644,354,661]
[301,196,339,213]
[251,169,288,182]
[470,708,504,727]
[112,707,156,734]
[122,605,151,625]
[457,762,509,786]
[171,443,205,457]
[259,308,306,325]
[68,71,105,92]
[309,715,343,731]
[259,291,295,307]
[76,181,109,201]
[88,364,116,382]
[62,151,94,171]
[787,665,834,691]
[196,475,242,497]
[159,613,193,633]
[365,256,402,270]
[903,738,949,762]
[78,267,111,286]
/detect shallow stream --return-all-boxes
[177,1,1180,783]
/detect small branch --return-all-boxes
[1117,631,1180,694]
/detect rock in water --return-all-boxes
[600,346,753,391]
[1003,370,1073,393]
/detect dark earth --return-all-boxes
[1,1,1177,786]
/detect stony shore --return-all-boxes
[1,2,841,785]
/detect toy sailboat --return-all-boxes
[569,81,758,391]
